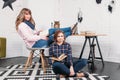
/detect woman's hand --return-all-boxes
[70,66,75,76]
[58,54,67,61]
[39,30,43,32]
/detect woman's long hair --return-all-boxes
[15,8,35,31]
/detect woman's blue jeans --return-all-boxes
[32,39,48,48]
[52,59,87,76]
[32,27,71,48]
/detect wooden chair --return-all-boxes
[24,47,49,73]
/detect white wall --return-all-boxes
[0,0,27,57]
[27,0,55,29]
[0,0,120,63]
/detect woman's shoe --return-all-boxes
[71,22,78,32]
[83,72,89,78]
[72,26,78,35]
[71,22,78,35]
[78,71,89,78]
[59,75,66,78]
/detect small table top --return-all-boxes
[71,33,107,37]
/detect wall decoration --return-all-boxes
[2,0,16,11]
[96,0,102,4]
[78,8,83,23]
[73,8,83,35]
[108,0,115,13]
[108,5,112,13]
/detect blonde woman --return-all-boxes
[16,8,75,48]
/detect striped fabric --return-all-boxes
[0,62,110,80]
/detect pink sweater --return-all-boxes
[18,22,41,48]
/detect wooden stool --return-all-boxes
[24,47,49,73]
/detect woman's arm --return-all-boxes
[67,43,73,66]
[66,43,75,76]
[49,45,54,64]
[18,23,47,42]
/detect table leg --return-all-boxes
[79,37,87,59]
[88,37,96,59]
[95,36,104,65]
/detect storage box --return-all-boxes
[0,37,6,58]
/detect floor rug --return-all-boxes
[0,62,109,80]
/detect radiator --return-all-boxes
[0,37,6,58]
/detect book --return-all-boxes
[51,54,67,62]
[58,54,67,60]
[39,30,49,36]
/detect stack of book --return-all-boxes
[80,31,96,35]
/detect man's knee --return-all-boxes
[78,59,87,66]
[52,62,61,68]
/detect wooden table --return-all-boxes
[72,34,106,68]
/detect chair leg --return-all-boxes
[24,51,33,73]
[29,53,33,66]
[40,49,46,73]
[44,57,49,68]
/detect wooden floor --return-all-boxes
[0,56,120,80]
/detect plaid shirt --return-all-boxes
[49,42,73,66]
